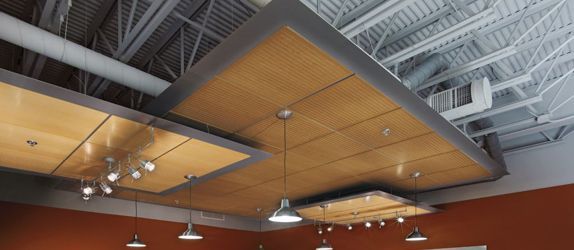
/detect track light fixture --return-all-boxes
[82,186,94,195]
[317,226,323,235]
[82,193,91,201]
[379,220,386,228]
[327,223,334,232]
[406,172,428,242]
[269,109,302,223]
[139,160,155,172]
[179,175,203,240]
[128,166,142,180]
[107,171,120,182]
[99,182,113,195]
[396,213,405,224]
[364,221,372,229]
[346,224,353,231]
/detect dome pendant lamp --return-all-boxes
[405,172,428,242]
[179,175,204,240]
[269,109,303,223]
[126,192,147,248]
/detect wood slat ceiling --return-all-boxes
[162,26,492,217]
[0,82,250,193]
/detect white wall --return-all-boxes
[421,134,574,205]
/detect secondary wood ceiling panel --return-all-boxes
[53,116,189,182]
[0,82,108,174]
[123,138,250,193]
[296,192,434,225]
[165,26,496,217]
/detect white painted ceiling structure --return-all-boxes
[1,0,574,229]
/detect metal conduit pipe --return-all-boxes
[0,11,170,97]
[401,53,447,90]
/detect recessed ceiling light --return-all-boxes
[382,128,391,136]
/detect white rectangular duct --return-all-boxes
[0,11,170,97]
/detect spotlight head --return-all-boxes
[327,224,334,232]
[379,220,386,228]
[100,182,113,195]
[128,167,142,180]
[107,171,120,182]
[140,160,155,172]
[397,216,405,224]
[364,221,372,228]
[82,193,90,201]
[317,226,323,235]
[82,186,94,195]
[346,224,353,231]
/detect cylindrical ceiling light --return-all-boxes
[269,110,302,223]
[178,175,203,240]
[126,192,146,248]
[139,160,155,172]
[99,182,113,195]
[405,172,428,242]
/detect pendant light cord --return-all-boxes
[414,176,418,225]
[189,178,197,223]
[135,191,138,233]
[283,116,287,198]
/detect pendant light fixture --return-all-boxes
[315,205,333,250]
[257,208,264,250]
[269,109,302,223]
[126,192,147,248]
[405,172,428,242]
[179,175,204,240]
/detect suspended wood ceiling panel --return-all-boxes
[138,0,505,217]
[143,24,502,217]
[295,191,437,225]
[0,73,267,194]
[0,82,108,174]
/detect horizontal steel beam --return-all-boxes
[415,46,516,91]
[340,0,415,38]
[381,8,495,66]
[491,74,533,92]
[500,115,574,141]
[453,95,543,126]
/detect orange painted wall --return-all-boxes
[262,184,574,250]
[0,201,259,250]
[1,184,573,250]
